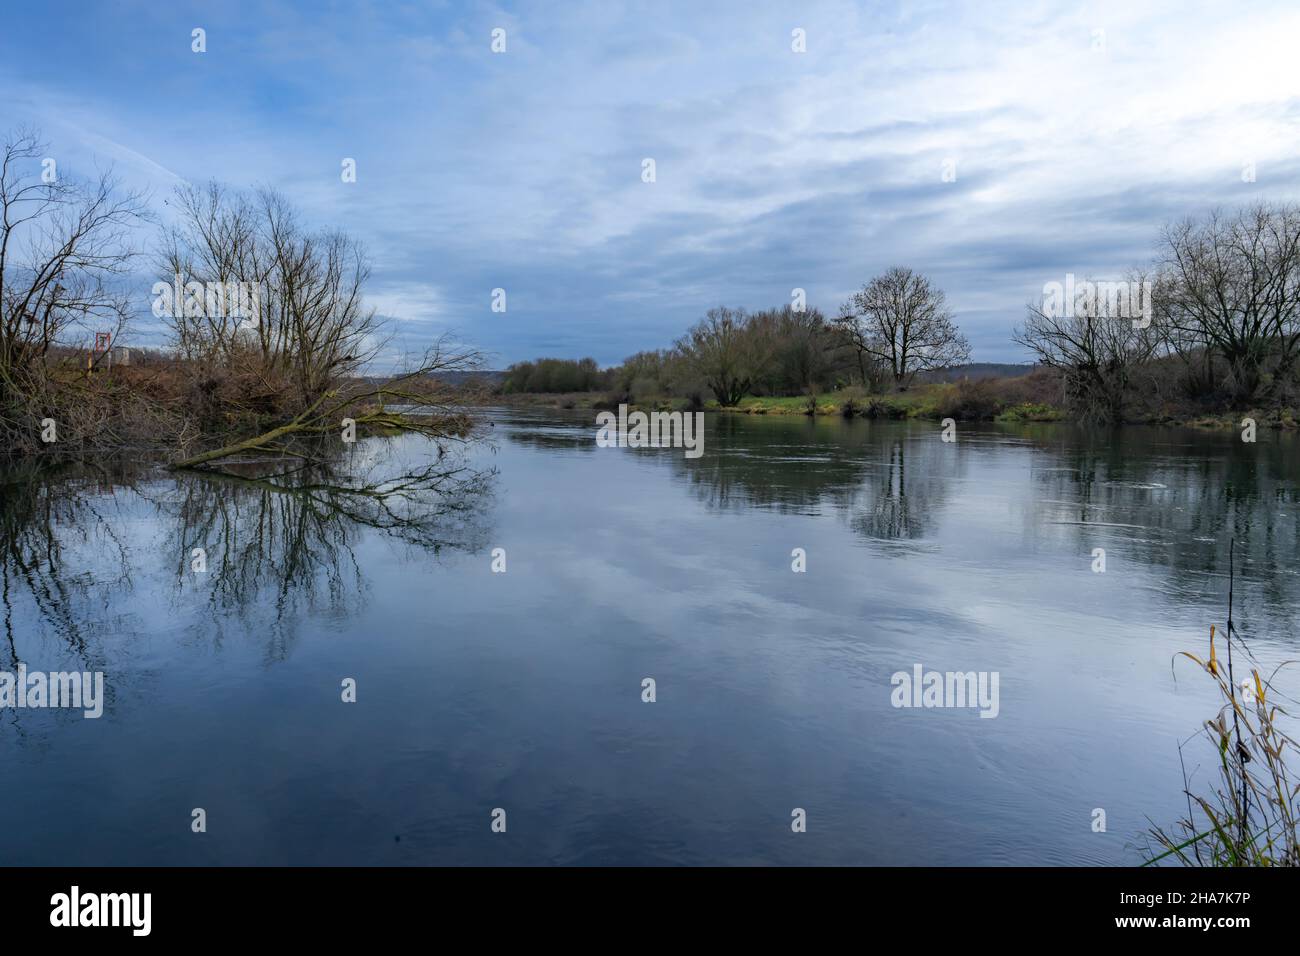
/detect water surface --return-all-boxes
[2,409,1298,865]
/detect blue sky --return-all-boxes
[4,0,1300,367]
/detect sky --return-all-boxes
[3,0,1300,368]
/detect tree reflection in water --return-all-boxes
[0,442,495,675]
[162,446,495,660]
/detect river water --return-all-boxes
[2,408,1297,865]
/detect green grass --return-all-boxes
[717,387,940,418]
[500,383,1073,423]
[713,386,1069,423]
[719,394,835,415]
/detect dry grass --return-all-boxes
[1145,548,1300,866]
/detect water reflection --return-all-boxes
[668,418,960,546]
[5,411,1299,865]
[0,458,136,672]
[846,434,960,547]
[671,416,874,515]
[501,410,1300,630]
[1018,424,1300,633]
[0,443,495,672]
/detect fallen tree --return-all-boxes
[168,340,485,471]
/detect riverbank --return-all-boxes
[491,383,1300,430]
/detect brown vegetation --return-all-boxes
[0,127,482,470]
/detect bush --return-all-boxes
[932,379,1004,420]
[929,370,1066,421]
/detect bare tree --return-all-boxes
[831,308,889,391]
[836,267,970,389]
[0,126,147,451]
[676,306,772,406]
[154,185,487,466]
[159,182,384,414]
[1014,273,1163,424]
[1158,203,1300,404]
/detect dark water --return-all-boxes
[2,409,1298,865]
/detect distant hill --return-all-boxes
[354,370,507,386]
[427,369,507,386]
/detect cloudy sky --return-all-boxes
[3,0,1299,366]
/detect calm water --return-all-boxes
[2,409,1298,866]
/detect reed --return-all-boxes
[1144,541,1300,866]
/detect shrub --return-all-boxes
[933,379,1004,420]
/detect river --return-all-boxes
[2,408,1296,865]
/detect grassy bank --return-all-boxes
[495,378,1300,430]
[717,385,1064,422]
[493,382,1064,423]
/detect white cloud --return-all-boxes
[4,0,1300,363]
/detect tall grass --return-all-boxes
[1145,543,1300,866]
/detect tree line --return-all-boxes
[8,118,1298,448]
[507,201,1300,426]
[502,266,972,407]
